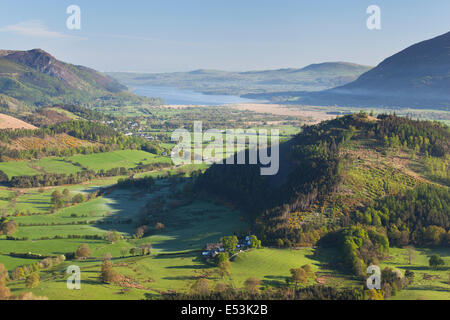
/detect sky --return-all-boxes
[0,0,449,73]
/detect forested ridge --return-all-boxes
[196,113,449,276]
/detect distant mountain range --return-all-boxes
[0,49,160,112]
[108,62,372,96]
[245,31,450,110]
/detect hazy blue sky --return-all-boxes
[0,0,449,72]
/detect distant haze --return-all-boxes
[0,1,449,72]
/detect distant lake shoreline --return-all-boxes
[133,85,263,106]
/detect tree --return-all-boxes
[217,260,231,279]
[0,219,17,235]
[249,235,262,249]
[154,222,165,231]
[290,268,308,289]
[51,190,62,203]
[214,252,229,265]
[221,236,238,252]
[429,254,445,269]
[406,246,417,265]
[11,267,25,280]
[0,263,9,287]
[244,277,261,294]
[135,226,147,238]
[0,285,10,300]
[364,289,384,300]
[405,270,415,285]
[424,226,445,246]
[75,244,91,259]
[62,189,71,201]
[25,273,40,289]
[140,243,152,255]
[72,193,85,204]
[190,278,211,296]
[101,260,121,284]
[301,264,315,278]
[105,230,121,243]
[0,170,8,183]
[277,238,284,248]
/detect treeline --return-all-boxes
[117,175,155,190]
[6,162,170,188]
[354,184,449,247]
[375,114,449,158]
[162,285,364,300]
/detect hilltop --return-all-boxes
[0,49,162,111]
[197,113,449,274]
[108,62,372,96]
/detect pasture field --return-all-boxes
[229,247,360,289]
[379,247,450,300]
[5,247,356,300]
[0,149,172,179]
[29,158,82,175]
[68,150,171,171]
[0,161,41,178]
[0,176,126,215]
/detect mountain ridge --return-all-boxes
[244,31,450,110]
[108,62,372,96]
[0,49,159,110]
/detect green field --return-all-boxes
[0,150,172,179]
[68,150,171,171]
[0,161,41,178]
[379,247,450,300]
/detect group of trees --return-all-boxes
[165,278,364,300]
[100,260,121,284]
[320,226,389,277]
[378,267,414,299]
[289,264,316,289]
[0,218,17,236]
[7,160,170,188]
[1,263,47,300]
[375,114,449,158]
[355,184,449,246]
[50,189,89,210]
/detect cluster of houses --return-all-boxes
[202,236,252,258]
[104,120,158,141]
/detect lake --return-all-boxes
[133,85,261,106]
